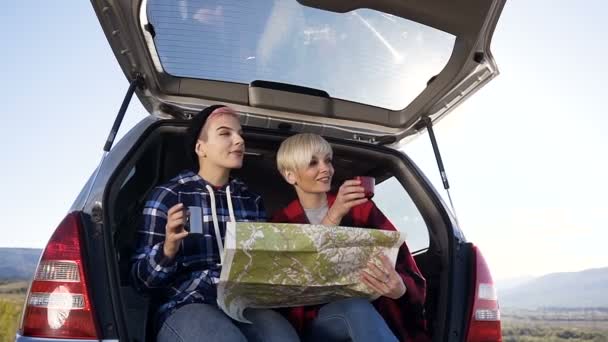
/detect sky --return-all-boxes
[1,1,606,281]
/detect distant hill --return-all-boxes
[496,275,535,292]
[0,248,42,281]
[500,267,608,309]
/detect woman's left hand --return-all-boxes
[361,254,407,300]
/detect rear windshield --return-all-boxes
[146,0,455,110]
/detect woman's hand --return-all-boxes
[324,179,368,225]
[163,203,189,259]
[361,254,407,300]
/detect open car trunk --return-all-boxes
[103,120,460,341]
[91,0,506,143]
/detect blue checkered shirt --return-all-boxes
[130,171,266,327]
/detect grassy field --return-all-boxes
[0,281,26,342]
[502,321,608,342]
[502,308,608,342]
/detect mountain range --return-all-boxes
[0,248,41,281]
[498,267,608,308]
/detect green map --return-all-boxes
[217,222,404,322]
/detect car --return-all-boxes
[16,0,506,341]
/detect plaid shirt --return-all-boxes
[271,193,429,342]
[130,170,266,327]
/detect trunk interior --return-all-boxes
[104,120,453,341]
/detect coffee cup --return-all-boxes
[355,176,375,199]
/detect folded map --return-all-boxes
[217,222,405,323]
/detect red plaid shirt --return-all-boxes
[271,193,430,342]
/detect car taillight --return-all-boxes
[466,245,502,342]
[20,212,99,339]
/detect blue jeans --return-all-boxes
[157,303,300,342]
[308,298,398,342]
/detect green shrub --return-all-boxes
[0,299,23,342]
[502,321,608,342]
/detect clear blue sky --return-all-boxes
[1,1,606,280]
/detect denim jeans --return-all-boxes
[157,303,300,342]
[308,298,398,342]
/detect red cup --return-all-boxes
[355,176,375,199]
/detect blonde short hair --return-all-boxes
[277,133,333,175]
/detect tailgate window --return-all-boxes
[146,0,455,110]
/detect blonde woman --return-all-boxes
[272,133,428,342]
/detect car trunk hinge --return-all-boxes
[420,116,460,227]
[81,75,143,210]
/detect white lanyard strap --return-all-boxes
[206,185,225,265]
[205,184,236,266]
[226,185,236,222]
